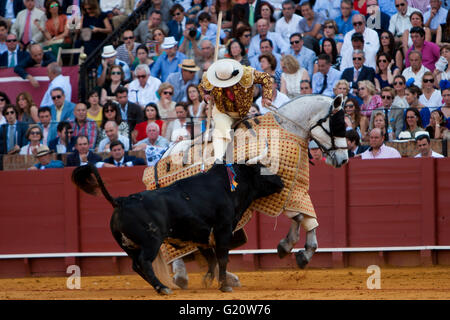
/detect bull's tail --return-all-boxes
[71,164,118,208]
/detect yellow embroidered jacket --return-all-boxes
[199,66,273,118]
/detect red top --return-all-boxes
[354,0,367,15]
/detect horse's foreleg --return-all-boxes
[197,247,216,288]
[172,258,189,289]
[277,212,303,258]
[295,227,318,269]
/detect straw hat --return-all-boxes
[206,59,244,88]
[35,145,52,157]
[178,59,200,72]
[101,45,117,58]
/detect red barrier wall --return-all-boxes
[0,158,449,277]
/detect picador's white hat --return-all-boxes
[206,59,244,88]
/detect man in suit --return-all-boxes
[341,49,375,93]
[48,88,75,123]
[37,106,57,146]
[48,121,76,154]
[98,140,146,167]
[0,33,29,67]
[66,135,102,167]
[167,3,186,42]
[232,0,262,30]
[115,86,144,133]
[345,129,369,157]
[0,105,28,154]
[0,0,25,25]
[10,0,47,46]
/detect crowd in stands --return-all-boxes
[0,0,449,170]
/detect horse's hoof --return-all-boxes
[158,287,172,295]
[226,272,241,287]
[173,274,189,289]
[295,251,308,269]
[219,285,233,292]
[202,273,214,288]
[277,240,291,259]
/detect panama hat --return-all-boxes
[161,36,178,49]
[309,140,319,149]
[206,59,244,88]
[414,130,430,140]
[101,45,117,58]
[35,145,52,157]
[178,59,200,72]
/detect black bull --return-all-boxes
[72,163,284,294]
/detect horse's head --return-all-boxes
[310,95,349,168]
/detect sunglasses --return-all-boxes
[5,111,15,115]
[395,3,406,8]
[50,3,58,8]
[6,39,17,42]
[51,95,62,100]
[67,131,73,134]
[423,79,434,83]
[324,25,334,29]
[353,21,363,26]
[406,116,416,119]
[30,131,41,135]
[105,109,115,113]
[353,57,363,61]
[136,75,147,79]
[123,36,134,40]
[378,59,387,63]
[290,40,300,45]
[393,81,404,85]
[358,87,366,91]
[344,104,354,108]
[0,98,5,102]
[174,12,182,16]
[380,36,389,39]
[243,34,251,38]
[163,91,173,95]
[111,71,122,75]
[381,95,392,99]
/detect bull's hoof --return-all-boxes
[226,272,241,288]
[173,274,189,290]
[158,287,172,295]
[219,284,233,293]
[277,239,291,259]
[295,251,308,269]
[202,272,214,288]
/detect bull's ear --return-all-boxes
[333,94,345,110]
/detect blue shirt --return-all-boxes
[312,67,342,97]
[378,0,398,16]
[151,51,187,82]
[288,47,317,79]
[313,0,341,20]
[34,160,64,169]
[166,71,199,103]
[197,23,226,44]
[335,10,360,35]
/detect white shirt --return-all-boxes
[40,74,72,107]
[256,91,290,115]
[274,14,303,42]
[99,0,124,12]
[128,76,161,107]
[98,134,130,152]
[340,28,379,71]
[419,90,443,110]
[402,65,431,88]
[388,6,421,37]
[415,151,444,158]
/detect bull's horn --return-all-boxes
[246,141,269,165]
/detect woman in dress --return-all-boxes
[39,0,70,53]
[96,101,130,149]
[100,65,126,105]
[280,54,309,99]
[405,84,430,128]
[343,97,362,138]
[377,30,403,72]
[19,125,44,156]
[374,52,399,92]
[80,0,112,56]
[259,53,282,90]
[358,80,382,139]
[156,82,177,123]
[86,90,102,127]
[419,72,442,109]
[16,92,39,124]
[186,84,205,121]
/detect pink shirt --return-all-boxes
[361,144,402,159]
[360,95,382,117]
[405,41,441,72]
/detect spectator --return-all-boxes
[435,12,450,46]
[280,54,310,99]
[197,12,226,44]
[420,72,443,109]
[256,75,290,114]
[354,0,368,15]
[314,38,341,73]
[439,82,450,129]
[369,86,405,139]
[39,0,70,53]
[0,2,25,26]
[257,1,276,32]
[156,82,177,122]
[166,102,190,142]
[115,86,143,133]
[320,20,344,54]
[97,45,131,88]
[287,33,316,79]
[423,0,448,37]
[48,121,75,154]
[166,59,200,103]
[116,29,141,67]
[374,52,400,91]
[343,97,362,135]
[365,0,391,36]
[405,27,440,72]
[0,105,27,154]
[297,1,326,55]
[377,0,397,15]
[133,103,165,144]
[137,0,173,25]
[341,49,375,93]
[97,120,130,153]
[393,74,410,109]
[48,87,75,123]
[358,80,382,138]
[300,79,313,94]
[231,0,262,30]
[250,39,282,73]
[178,18,202,61]
[0,33,28,68]
[361,127,402,159]
[19,124,44,155]
[388,0,420,42]
[210,0,233,32]
[86,90,102,127]
[28,145,64,170]
[80,0,112,56]
[167,3,186,42]
[70,103,98,150]
[146,27,167,63]
[345,128,369,157]
[407,0,430,13]
[247,18,289,61]
[134,10,169,45]
[99,0,131,30]
[312,53,342,97]
[275,1,303,43]
[98,140,146,168]
[308,140,325,162]
[402,50,431,88]
[414,131,444,158]
[402,12,432,59]
[258,53,281,89]
[151,36,186,82]
[66,135,102,167]
[10,0,46,46]
[132,122,170,165]
[377,30,403,71]
[426,109,448,139]
[100,64,127,105]
[0,20,6,53]
[405,84,431,127]
[97,101,130,148]
[14,43,56,88]
[186,84,205,120]
[340,14,379,71]
[16,91,38,124]
[40,62,72,107]
[369,110,393,140]
[313,0,341,20]
[333,79,362,105]
[37,106,57,146]
[336,0,360,36]
[434,44,450,83]
[402,107,424,138]
[227,39,250,67]
[130,45,154,72]
[127,64,161,108]
[235,25,252,54]
[194,39,214,77]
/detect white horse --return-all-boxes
[161,94,349,287]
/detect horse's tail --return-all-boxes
[71,164,119,208]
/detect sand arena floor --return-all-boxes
[1,266,449,300]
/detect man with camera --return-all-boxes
[178,18,201,60]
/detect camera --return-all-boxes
[188,28,197,38]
